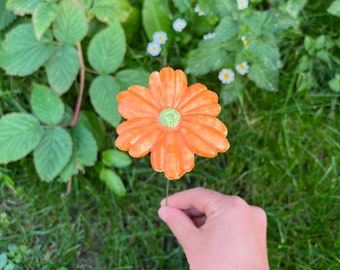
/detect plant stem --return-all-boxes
[70,42,85,127]
[165,179,169,206]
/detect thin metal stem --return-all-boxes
[165,179,169,206]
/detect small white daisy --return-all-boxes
[218,69,235,84]
[194,4,205,16]
[153,31,167,45]
[237,0,249,10]
[203,32,216,40]
[235,62,249,75]
[147,42,161,56]
[173,18,187,32]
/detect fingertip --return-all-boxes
[160,198,166,207]
[158,206,169,222]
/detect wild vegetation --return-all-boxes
[0,0,339,269]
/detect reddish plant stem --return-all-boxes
[64,42,86,127]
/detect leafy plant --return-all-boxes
[0,0,337,193]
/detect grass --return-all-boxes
[1,1,339,269]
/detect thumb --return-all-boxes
[158,206,198,247]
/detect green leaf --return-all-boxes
[31,84,65,125]
[328,74,340,92]
[78,111,106,150]
[186,46,228,76]
[0,1,16,30]
[0,23,55,76]
[6,0,40,15]
[53,0,88,45]
[0,113,43,164]
[88,22,126,74]
[172,0,192,13]
[214,0,237,16]
[89,75,121,127]
[142,0,171,40]
[45,45,80,95]
[99,168,126,196]
[327,0,340,17]
[212,16,239,45]
[33,2,59,40]
[58,159,78,183]
[198,0,217,16]
[248,63,278,92]
[79,0,93,10]
[71,125,98,166]
[286,0,307,19]
[34,127,73,181]
[92,0,133,24]
[102,149,132,168]
[115,69,150,90]
[248,37,280,70]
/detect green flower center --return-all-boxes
[159,108,181,128]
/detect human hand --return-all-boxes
[158,187,269,270]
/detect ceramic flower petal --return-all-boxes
[115,66,230,180]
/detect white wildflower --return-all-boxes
[152,31,167,45]
[147,42,161,56]
[194,4,205,16]
[218,69,235,84]
[237,0,249,10]
[235,62,249,75]
[173,18,187,32]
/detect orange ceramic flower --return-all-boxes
[115,67,230,180]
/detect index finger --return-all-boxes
[161,187,229,215]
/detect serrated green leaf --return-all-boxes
[33,2,59,40]
[78,111,106,150]
[115,69,149,90]
[142,0,171,40]
[53,0,88,45]
[212,16,238,45]
[6,0,40,15]
[248,38,280,70]
[100,168,126,196]
[79,0,93,10]
[327,0,340,17]
[248,63,278,92]
[286,0,307,19]
[0,113,43,164]
[0,1,16,30]
[186,46,228,76]
[198,0,217,16]
[71,125,98,166]
[102,149,131,168]
[45,45,80,95]
[34,127,73,181]
[214,0,237,16]
[31,84,65,125]
[0,23,55,76]
[89,75,121,126]
[328,74,340,92]
[92,0,133,24]
[172,0,192,13]
[88,22,126,74]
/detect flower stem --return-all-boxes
[165,179,169,206]
[70,42,86,126]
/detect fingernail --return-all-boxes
[158,207,168,222]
